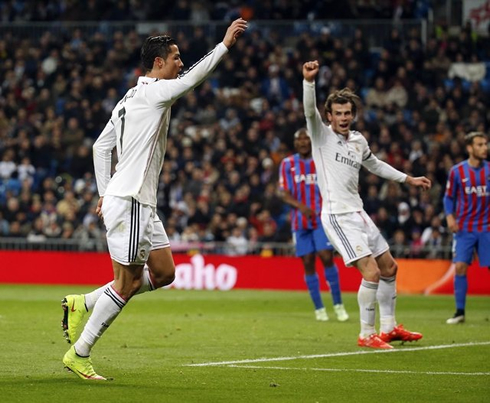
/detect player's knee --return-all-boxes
[324,257,334,268]
[360,258,381,282]
[455,263,467,276]
[379,258,398,278]
[161,268,176,287]
[387,261,398,277]
[365,269,380,283]
[301,254,316,274]
[152,265,176,287]
[318,250,333,265]
[131,277,144,294]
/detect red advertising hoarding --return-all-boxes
[0,251,489,295]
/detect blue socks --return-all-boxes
[305,267,342,310]
[304,273,323,310]
[324,265,342,305]
[454,274,467,312]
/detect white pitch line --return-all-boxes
[226,365,490,376]
[185,341,490,367]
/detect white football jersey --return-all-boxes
[93,43,229,207]
[303,80,406,214]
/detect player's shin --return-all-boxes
[324,265,342,305]
[74,286,127,356]
[358,279,378,337]
[378,275,397,333]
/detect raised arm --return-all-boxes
[302,60,325,144]
[150,19,248,105]
[222,18,248,49]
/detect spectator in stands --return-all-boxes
[409,228,425,258]
[0,211,10,235]
[261,64,290,109]
[0,148,16,179]
[16,157,35,185]
[385,78,408,109]
[8,221,23,238]
[365,77,388,109]
[226,227,248,256]
[390,229,411,258]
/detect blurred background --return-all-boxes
[0,0,489,260]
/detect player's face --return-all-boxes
[294,132,312,157]
[160,44,184,79]
[469,137,488,160]
[327,102,354,136]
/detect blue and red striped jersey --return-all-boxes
[279,154,322,231]
[444,160,490,232]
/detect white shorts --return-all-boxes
[102,195,170,265]
[321,210,389,267]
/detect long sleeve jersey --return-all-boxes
[303,80,407,214]
[93,42,228,207]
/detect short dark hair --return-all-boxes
[464,131,487,145]
[141,35,176,72]
[324,88,360,122]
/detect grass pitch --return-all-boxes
[0,284,488,403]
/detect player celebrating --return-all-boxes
[279,128,348,322]
[302,60,431,349]
[61,18,248,380]
[444,131,490,324]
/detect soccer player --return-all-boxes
[444,131,490,324]
[278,128,349,322]
[61,18,248,380]
[302,60,431,349]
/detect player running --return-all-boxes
[61,18,248,380]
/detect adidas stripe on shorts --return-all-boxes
[101,195,170,265]
[321,210,389,266]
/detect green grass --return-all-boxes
[0,284,489,403]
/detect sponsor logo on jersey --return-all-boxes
[464,185,488,196]
[294,173,317,185]
[335,152,360,169]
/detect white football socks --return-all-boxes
[378,275,397,333]
[358,279,378,337]
[84,282,112,311]
[84,265,155,311]
[75,286,126,357]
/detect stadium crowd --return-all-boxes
[0,1,489,257]
[0,0,429,22]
